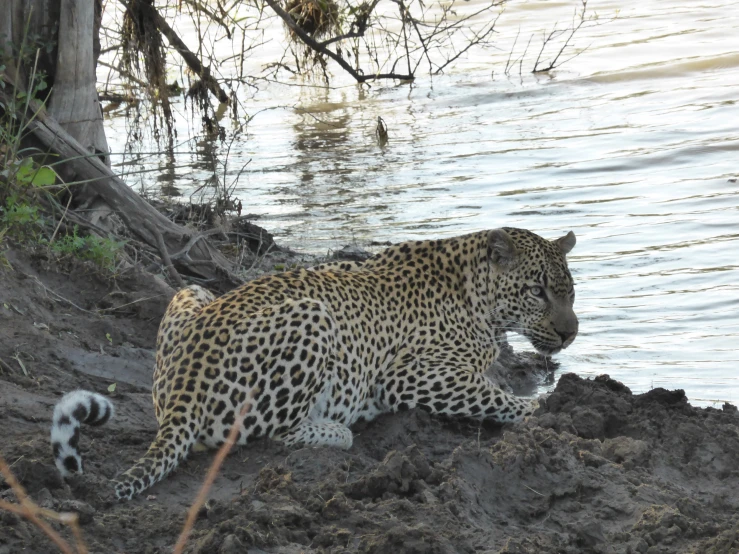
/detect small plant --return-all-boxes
[1,194,44,241]
[50,226,125,273]
[0,157,57,241]
[0,226,10,270]
[1,37,59,243]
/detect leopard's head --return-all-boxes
[486,227,578,355]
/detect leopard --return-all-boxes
[51,227,578,500]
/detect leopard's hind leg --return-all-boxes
[153,285,216,420]
[115,297,341,499]
[113,410,201,500]
[116,285,217,499]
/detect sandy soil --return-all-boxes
[1,246,738,554]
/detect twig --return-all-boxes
[48,192,74,248]
[0,356,15,374]
[144,221,185,288]
[523,484,547,497]
[0,455,87,554]
[170,234,210,263]
[391,0,432,74]
[180,0,232,38]
[172,393,255,554]
[96,293,166,313]
[118,0,229,103]
[519,35,533,78]
[96,60,149,88]
[504,27,520,76]
[317,0,381,48]
[434,11,503,75]
[263,0,414,83]
[99,43,121,55]
[245,239,275,275]
[11,353,29,377]
[533,0,590,73]
[318,31,364,48]
[0,501,77,554]
[28,275,95,315]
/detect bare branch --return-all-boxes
[390,0,433,74]
[263,0,415,83]
[0,455,87,554]
[118,0,230,103]
[533,0,590,73]
[318,0,382,48]
[504,27,520,76]
[435,11,503,75]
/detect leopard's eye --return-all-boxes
[530,285,546,298]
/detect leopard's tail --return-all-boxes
[104,285,215,500]
[51,390,114,477]
[111,413,200,500]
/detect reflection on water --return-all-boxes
[104,0,739,405]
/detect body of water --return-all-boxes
[103,0,739,405]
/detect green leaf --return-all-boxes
[31,166,55,187]
[105,332,113,344]
[14,163,55,187]
[15,162,35,185]
[107,383,117,393]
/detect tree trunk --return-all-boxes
[47,0,110,164]
[2,0,109,162]
[1,0,243,291]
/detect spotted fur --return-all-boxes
[52,227,578,500]
[51,390,114,477]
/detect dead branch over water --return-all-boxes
[100,0,513,109]
[118,0,229,104]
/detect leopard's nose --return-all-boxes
[556,329,577,347]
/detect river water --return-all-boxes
[103,0,739,405]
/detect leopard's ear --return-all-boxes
[487,229,518,266]
[554,231,576,255]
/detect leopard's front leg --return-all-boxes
[376,359,538,423]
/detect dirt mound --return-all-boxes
[1,247,738,554]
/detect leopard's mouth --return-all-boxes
[535,335,576,356]
[535,344,561,356]
[523,332,567,356]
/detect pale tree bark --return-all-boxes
[47,0,109,164]
[2,0,108,162]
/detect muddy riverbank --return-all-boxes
[1,245,738,554]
